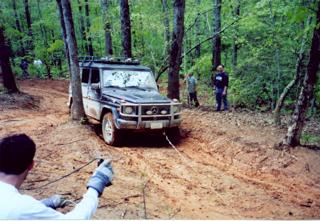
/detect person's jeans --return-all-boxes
[215,88,228,111]
[188,92,199,107]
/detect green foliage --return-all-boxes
[0,86,5,94]
[301,132,320,145]
[188,54,212,83]
[0,0,318,114]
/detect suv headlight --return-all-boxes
[172,105,181,113]
[161,110,168,115]
[123,106,134,114]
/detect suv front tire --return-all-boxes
[102,113,121,146]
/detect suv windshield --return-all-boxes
[102,70,158,90]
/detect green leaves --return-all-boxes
[285,6,309,23]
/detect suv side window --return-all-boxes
[91,69,100,84]
[82,69,90,83]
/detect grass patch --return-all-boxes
[301,132,320,145]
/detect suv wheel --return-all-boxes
[102,113,121,146]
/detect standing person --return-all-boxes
[0,133,114,219]
[212,65,229,111]
[186,73,200,107]
[20,59,29,78]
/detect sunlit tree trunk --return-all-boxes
[23,0,34,54]
[57,0,86,121]
[274,17,311,125]
[36,0,48,47]
[167,0,185,100]
[0,26,19,93]
[194,0,201,58]
[101,0,113,56]
[77,0,87,55]
[85,0,93,56]
[120,0,132,58]
[269,0,281,110]
[280,2,320,147]
[212,0,221,70]
[231,0,240,73]
[12,0,25,56]
[57,0,70,71]
[162,0,170,56]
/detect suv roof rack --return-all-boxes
[78,56,140,65]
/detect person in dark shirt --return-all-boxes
[212,65,229,111]
[20,59,29,78]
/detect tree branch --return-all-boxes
[156,18,241,81]
[184,8,213,34]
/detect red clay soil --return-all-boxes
[0,79,320,219]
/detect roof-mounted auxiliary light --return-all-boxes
[78,56,140,65]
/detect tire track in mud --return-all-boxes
[116,144,280,219]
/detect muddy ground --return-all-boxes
[0,79,320,219]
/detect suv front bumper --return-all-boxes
[115,102,182,129]
[116,118,181,129]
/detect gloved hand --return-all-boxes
[87,159,113,197]
[41,195,68,209]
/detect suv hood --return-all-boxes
[102,88,171,104]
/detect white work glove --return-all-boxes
[86,159,113,197]
[41,195,68,209]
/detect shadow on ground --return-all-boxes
[89,121,183,148]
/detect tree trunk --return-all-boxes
[274,17,311,125]
[280,2,320,147]
[12,0,25,56]
[167,0,185,100]
[212,0,221,70]
[101,0,113,56]
[57,0,86,121]
[85,0,94,56]
[194,0,201,58]
[36,0,48,47]
[77,0,88,55]
[138,13,146,55]
[162,0,171,56]
[44,61,52,79]
[269,0,281,110]
[120,0,132,58]
[156,18,240,82]
[57,0,70,71]
[23,0,34,54]
[231,0,240,73]
[0,26,19,93]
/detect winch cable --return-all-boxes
[163,131,195,171]
[22,157,99,191]
[23,152,121,191]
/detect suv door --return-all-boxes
[87,68,101,120]
[81,68,90,114]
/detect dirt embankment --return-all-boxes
[0,79,320,219]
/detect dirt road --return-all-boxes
[1,80,320,219]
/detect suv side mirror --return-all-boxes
[91,83,100,91]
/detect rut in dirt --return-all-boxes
[1,80,320,219]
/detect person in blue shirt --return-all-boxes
[186,73,200,107]
[212,65,229,111]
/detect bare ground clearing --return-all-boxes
[0,79,320,219]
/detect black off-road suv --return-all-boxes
[68,57,182,146]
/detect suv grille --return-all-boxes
[141,105,170,115]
